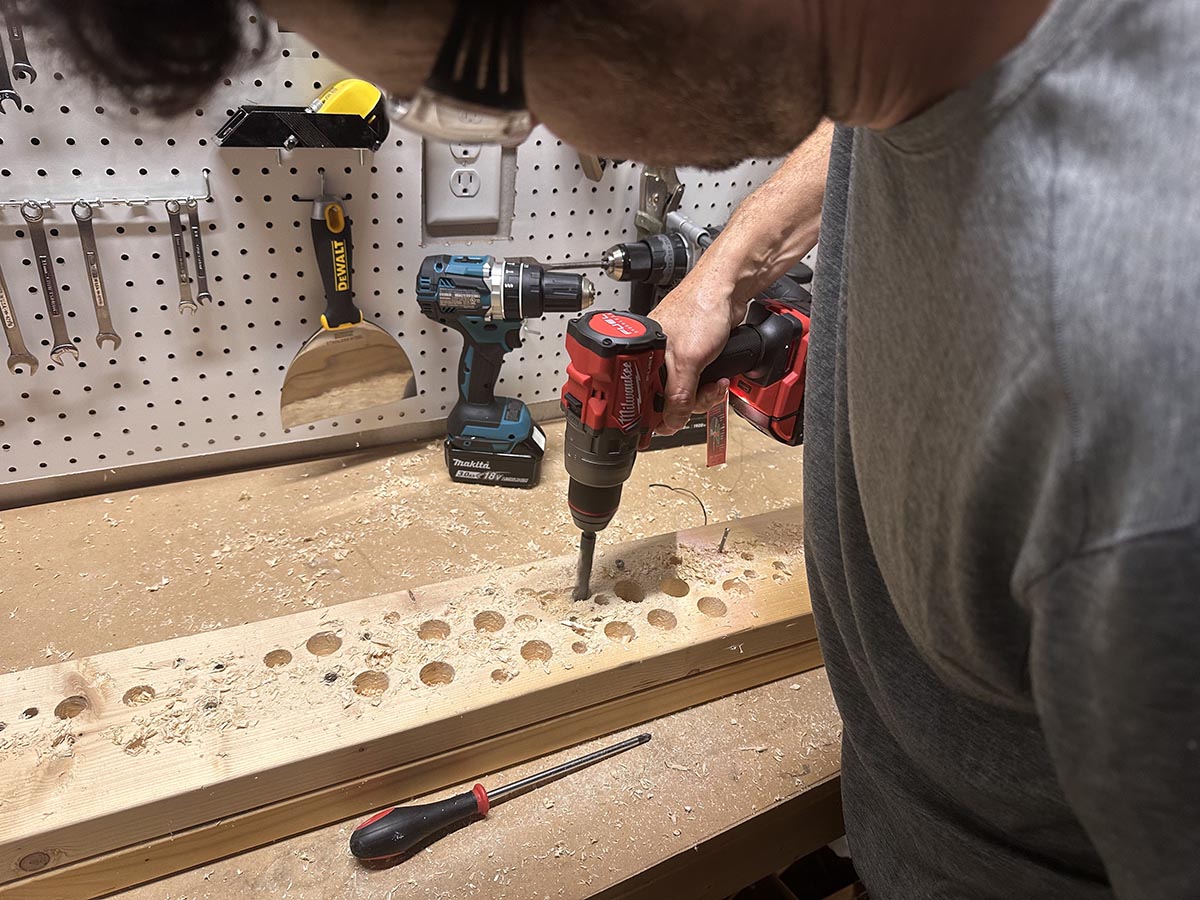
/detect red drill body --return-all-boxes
[562,300,810,561]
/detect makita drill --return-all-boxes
[417,254,595,487]
[561,297,811,597]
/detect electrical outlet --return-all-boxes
[451,168,481,198]
[424,139,503,230]
[450,143,482,162]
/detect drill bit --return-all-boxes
[573,531,597,600]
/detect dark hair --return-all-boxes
[27,0,267,116]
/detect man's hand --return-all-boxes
[652,266,745,434]
[647,120,835,435]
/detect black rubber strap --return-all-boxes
[427,0,527,110]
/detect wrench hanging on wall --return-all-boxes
[0,7,20,113]
[185,199,214,305]
[165,199,196,315]
[72,200,121,350]
[0,255,36,375]
[0,1,34,83]
[21,201,78,365]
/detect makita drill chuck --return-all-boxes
[562,300,810,598]
[417,254,595,488]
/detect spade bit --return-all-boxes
[165,199,195,314]
[21,201,77,365]
[0,256,35,375]
[184,199,213,305]
[72,200,121,350]
[1,1,34,83]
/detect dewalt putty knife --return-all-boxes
[280,196,415,429]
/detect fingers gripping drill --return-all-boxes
[562,299,811,599]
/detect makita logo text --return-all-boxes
[616,359,641,431]
[455,459,492,470]
[331,240,350,291]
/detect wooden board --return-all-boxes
[0,509,814,895]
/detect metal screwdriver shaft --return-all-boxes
[572,530,597,600]
[349,733,651,860]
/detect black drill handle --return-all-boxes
[452,320,521,406]
[699,324,766,384]
[311,197,361,330]
[349,787,487,860]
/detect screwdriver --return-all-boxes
[349,733,652,860]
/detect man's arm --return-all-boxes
[652,119,834,433]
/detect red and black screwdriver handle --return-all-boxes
[349,783,490,860]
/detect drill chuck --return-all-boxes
[600,232,692,287]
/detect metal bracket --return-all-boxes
[0,168,212,212]
[635,166,683,237]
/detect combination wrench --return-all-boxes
[21,201,78,365]
[1,1,34,83]
[72,201,121,350]
[0,11,21,112]
[0,256,36,375]
[184,199,213,305]
[165,199,196,314]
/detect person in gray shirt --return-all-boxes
[44,0,1199,895]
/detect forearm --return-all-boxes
[697,118,834,303]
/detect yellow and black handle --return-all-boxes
[310,197,362,331]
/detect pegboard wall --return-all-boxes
[0,18,778,508]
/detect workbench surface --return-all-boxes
[0,419,842,899]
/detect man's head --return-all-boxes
[36,0,1048,168]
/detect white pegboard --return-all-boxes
[0,19,777,507]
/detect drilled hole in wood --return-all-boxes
[199,696,219,712]
[521,640,553,662]
[592,593,612,606]
[647,609,678,631]
[741,551,755,561]
[572,641,588,654]
[420,661,455,686]
[123,685,156,706]
[605,621,636,643]
[306,631,342,656]
[491,668,513,683]
[613,580,645,602]
[773,560,788,570]
[54,695,89,720]
[382,610,402,625]
[264,649,292,668]
[353,670,389,697]
[743,569,759,579]
[18,851,50,872]
[660,577,690,597]
[515,614,539,630]
[698,596,728,618]
[20,707,38,720]
[474,610,506,633]
[418,619,451,641]
[722,578,752,597]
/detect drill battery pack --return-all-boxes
[443,425,546,489]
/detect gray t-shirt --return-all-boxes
[805,0,1200,896]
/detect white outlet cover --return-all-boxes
[424,139,502,229]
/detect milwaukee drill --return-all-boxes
[417,254,595,487]
[562,298,810,598]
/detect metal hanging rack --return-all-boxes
[0,168,212,211]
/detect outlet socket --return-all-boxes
[451,168,481,198]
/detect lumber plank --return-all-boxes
[0,509,812,892]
